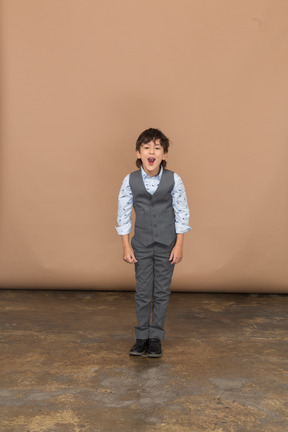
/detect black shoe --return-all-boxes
[129,339,149,356]
[147,338,162,358]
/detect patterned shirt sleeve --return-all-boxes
[115,174,133,235]
[172,173,192,233]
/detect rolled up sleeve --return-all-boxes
[172,173,192,234]
[115,174,133,235]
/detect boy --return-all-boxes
[116,128,191,358]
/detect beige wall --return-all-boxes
[1,0,288,291]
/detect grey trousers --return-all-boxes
[131,237,176,340]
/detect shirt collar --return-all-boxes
[141,165,163,181]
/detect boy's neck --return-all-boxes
[142,165,161,177]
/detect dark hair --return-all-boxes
[135,128,170,169]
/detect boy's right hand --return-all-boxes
[123,246,138,264]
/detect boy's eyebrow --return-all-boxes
[141,143,162,147]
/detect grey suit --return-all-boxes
[130,169,177,340]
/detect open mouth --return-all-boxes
[148,158,155,165]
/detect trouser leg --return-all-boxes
[133,243,154,340]
[149,241,175,340]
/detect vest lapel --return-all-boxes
[151,169,166,199]
[137,170,151,198]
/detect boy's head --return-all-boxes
[135,128,170,173]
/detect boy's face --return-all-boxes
[136,139,167,177]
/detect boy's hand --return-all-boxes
[169,234,184,264]
[121,234,137,264]
[169,244,183,264]
[123,245,138,264]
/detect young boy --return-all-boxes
[116,128,191,358]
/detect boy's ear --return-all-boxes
[162,152,168,161]
[136,150,141,159]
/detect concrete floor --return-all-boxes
[0,290,287,432]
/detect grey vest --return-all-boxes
[129,169,176,246]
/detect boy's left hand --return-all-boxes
[169,244,183,265]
